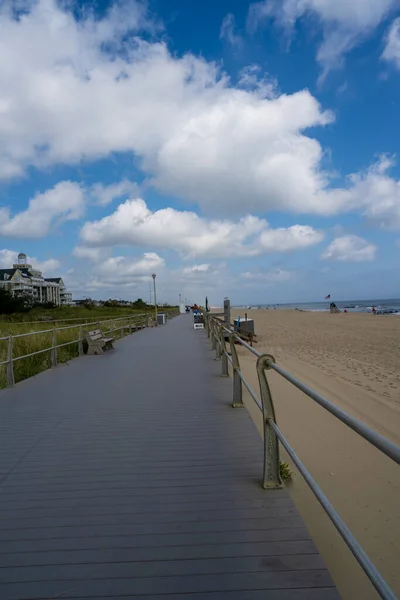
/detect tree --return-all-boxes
[132,298,148,309]
[0,288,29,314]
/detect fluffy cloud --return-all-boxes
[248,0,397,76]
[322,235,377,262]
[382,18,400,68]
[342,156,400,229]
[0,181,84,239]
[241,268,293,283]
[259,225,324,251]
[0,249,60,273]
[97,252,164,281]
[220,14,243,48]
[182,264,210,275]
[0,0,346,218]
[90,180,139,206]
[79,198,324,258]
[0,0,399,227]
[72,246,109,261]
[66,252,164,294]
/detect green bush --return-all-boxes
[280,461,292,480]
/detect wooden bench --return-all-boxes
[85,328,115,355]
[236,327,257,347]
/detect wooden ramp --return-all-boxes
[0,315,340,599]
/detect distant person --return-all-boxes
[372,306,376,315]
[193,303,199,315]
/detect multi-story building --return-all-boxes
[0,253,72,306]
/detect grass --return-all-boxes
[0,305,151,326]
[0,307,166,389]
[280,461,292,480]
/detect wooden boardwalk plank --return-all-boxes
[0,315,340,599]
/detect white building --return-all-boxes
[0,253,72,306]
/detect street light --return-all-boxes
[152,273,157,325]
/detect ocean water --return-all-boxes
[239,299,400,315]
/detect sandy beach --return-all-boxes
[229,309,400,600]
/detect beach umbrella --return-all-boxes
[205,296,209,312]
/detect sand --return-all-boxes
[228,309,400,600]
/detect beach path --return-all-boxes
[0,314,339,600]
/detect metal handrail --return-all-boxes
[205,313,399,600]
[0,314,154,388]
[1,310,180,387]
[1,314,147,340]
[0,313,137,326]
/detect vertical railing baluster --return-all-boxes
[211,322,217,350]
[229,333,243,408]
[51,329,57,367]
[6,336,15,387]
[220,327,229,377]
[78,325,83,356]
[256,354,282,489]
[215,325,221,360]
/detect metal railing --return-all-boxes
[205,314,400,600]
[0,314,136,326]
[0,314,152,388]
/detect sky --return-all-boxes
[0,0,400,306]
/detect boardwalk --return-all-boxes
[0,315,339,599]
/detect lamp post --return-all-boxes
[152,273,157,325]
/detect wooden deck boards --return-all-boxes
[0,315,340,599]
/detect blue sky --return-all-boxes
[0,0,400,305]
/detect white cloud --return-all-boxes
[97,252,164,281]
[259,225,324,251]
[248,0,397,76]
[182,264,210,275]
[72,246,109,261]
[0,181,84,239]
[342,156,400,229]
[241,268,294,283]
[322,235,377,262]
[90,179,139,206]
[237,65,278,99]
[0,0,398,227]
[220,13,243,48]
[0,249,60,273]
[0,0,341,218]
[79,197,324,258]
[66,251,164,294]
[382,18,400,68]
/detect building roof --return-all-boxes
[0,269,18,280]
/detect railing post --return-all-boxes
[215,325,221,360]
[229,333,243,408]
[6,336,15,387]
[204,314,209,336]
[256,354,282,489]
[51,329,57,367]
[211,322,217,350]
[78,325,83,356]
[220,327,229,377]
